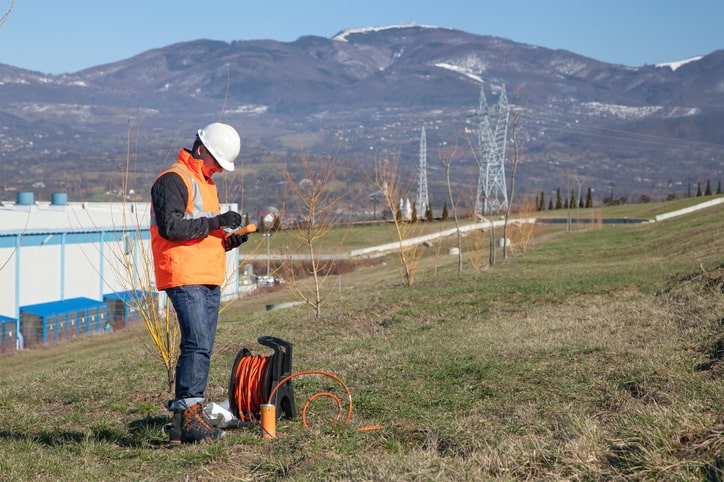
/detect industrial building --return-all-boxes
[0,192,244,351]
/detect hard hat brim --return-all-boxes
[216,158,235,172]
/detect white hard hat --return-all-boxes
[197,122,240,172]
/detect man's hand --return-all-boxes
[224,233,248,251]
[217,211,242,229]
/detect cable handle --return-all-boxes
[224,223,257,237]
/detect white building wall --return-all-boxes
[64,242,104,300]
[19,245,63,307]
[0,250,17,317]
[108,236,142,297]
[0,199,242,320]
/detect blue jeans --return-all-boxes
[165,285,221,412]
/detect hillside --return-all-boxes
[1,25,723,210]
[0,199,722,480]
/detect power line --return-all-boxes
[515,109,724,152]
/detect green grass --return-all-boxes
[243,217,473,256]
[1,199,722,481]
[535,194,724,220]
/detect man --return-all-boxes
[150,122,248,444]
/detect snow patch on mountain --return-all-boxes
[434,62,483,84]
[0,78,29,86]
[0,73,88,87]
[333,23,442,42]
[579,102,699,121]
[656,56,703,71]
[581,102,663,120]
[226,104,268,115]
[432,53,490,83]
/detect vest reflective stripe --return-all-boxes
[149,165,214,227]
[151,150,225,289]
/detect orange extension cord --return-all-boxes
[229,354,271,423]
[229,355,382,432]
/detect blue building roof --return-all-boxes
[20,297,106,317]
[103,290,149,302]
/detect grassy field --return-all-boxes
[0,197,722,481]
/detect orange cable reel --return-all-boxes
[228,345,383,438]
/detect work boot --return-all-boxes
[169,403,224,444]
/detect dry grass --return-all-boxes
[0,200,722,481]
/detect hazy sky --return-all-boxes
[1,0,722,74]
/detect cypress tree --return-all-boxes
[555,188,562,209]
[705,180,712,196]
[441,202,449,221]
[586,187,593,208]
[425,204,433,222]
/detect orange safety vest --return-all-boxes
[150,149,225,289]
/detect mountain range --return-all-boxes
[1,24,723,210]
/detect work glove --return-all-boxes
[217,211,242,229]
[224,233,248,251]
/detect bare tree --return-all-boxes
[439,146,464,275]
[102,118,180,392]
[571,173,586,232]
[507,199,538,254]
[503,94,523,259]
[105,222,180,393]
[0,0,14,29]
[373,156,423,287]
[281,153,345,318]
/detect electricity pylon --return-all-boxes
[474,84,509,218]
[416,126,429,218]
